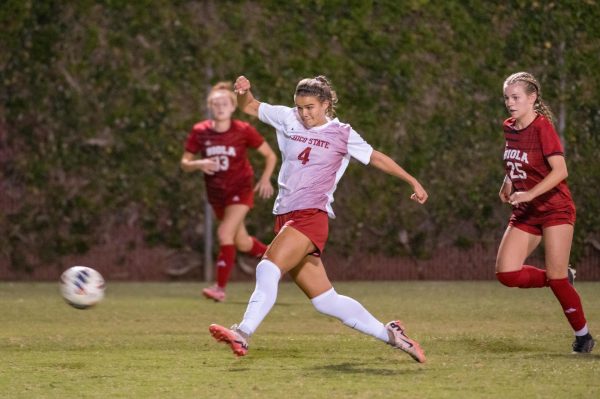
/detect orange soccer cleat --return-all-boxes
[385,320,426,363]
[209,324,249,357]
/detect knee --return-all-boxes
[216,225,234,244]
[256,260,282,282]
[496,271,520,287]
[311,288,337,315]
[545,268,567,280]
[234,235,252,252]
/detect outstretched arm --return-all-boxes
[234,75,261,117]
[254,141,277,199]
[369,150,428,204]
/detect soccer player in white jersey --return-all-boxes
[209,75,429,363]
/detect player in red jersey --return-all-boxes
[181,82,277,302]
[496,72,594,354]
[209,75,428,362]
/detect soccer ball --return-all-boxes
[60,266,105,309]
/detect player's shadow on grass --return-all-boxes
[456,337,600,359]
[313,362,424,376]
[456,336,537,353]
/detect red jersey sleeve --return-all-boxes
[184,129,200,154]
[185,121,211,154]
[538,117,563,158]
[243,123,265,149]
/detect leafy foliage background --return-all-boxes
[2,1,599,272]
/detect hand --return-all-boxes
[410,182,428,204]
[198,158,219,175]
[508,191,532,207]
[499,182,512,203]
[254,178,274,199]
[234,76,251,95]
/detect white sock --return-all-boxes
[575,324,589,337]
[237,259,281,336]
[311,288,389,342]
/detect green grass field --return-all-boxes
[1,281,599,398]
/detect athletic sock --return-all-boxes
[237,259,281,336]
[575,325,589,337]
[548,278,587,332]
[215,245,236,289]
[311,288,389,342]
[245,236,268,258]
[496,265,548,288]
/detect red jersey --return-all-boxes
[185,119,264,204]
[503,115,574,214]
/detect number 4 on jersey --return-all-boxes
[297,146,311,165]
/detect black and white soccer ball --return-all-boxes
[60,266,105,309]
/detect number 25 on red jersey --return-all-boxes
[507,161,527,180]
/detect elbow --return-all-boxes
[369,150,380,165]
[263,148,277,164]
[369,150,385,169]
[556,167,568,181]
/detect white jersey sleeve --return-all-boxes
[258,103,293,130]
[347,128,373,164]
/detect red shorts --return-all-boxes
[274,209,329,257]
[210,189,254,220]
[509,206,576,236]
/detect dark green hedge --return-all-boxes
[2,0,599,271]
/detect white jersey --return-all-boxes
[258,103,373,218]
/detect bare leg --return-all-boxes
[496,226,541,273]
[204,205,250,297]
[236,227,315,336]
[496,226,547,288]
[288,255,333,298]
[263,226,317,272]
[218,204,250,246]
[543,224,573,279]
[233,223,253,252]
